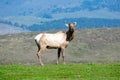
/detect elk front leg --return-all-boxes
[56,48,61,64]
[61,48,66,64]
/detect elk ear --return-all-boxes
[74,22,77,26]
[65,24,69,27]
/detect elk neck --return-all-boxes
[66,29,75,41]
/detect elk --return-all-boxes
[34,22,77,66]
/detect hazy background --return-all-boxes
[0,0,120,65]
[0,0,120,34]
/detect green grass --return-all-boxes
[0,63,120,80]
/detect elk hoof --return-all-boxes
[56,61,59,65]
[40,63,44,66]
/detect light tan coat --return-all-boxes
[34,22,77,66]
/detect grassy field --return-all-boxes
[0,28,120,80]
[0,63,120,80]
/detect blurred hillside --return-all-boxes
[0,0,120,18]
[0,28,120,65]
[1,17,120,34]
[0,0,120,34]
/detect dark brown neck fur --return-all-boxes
[66,30,74,41]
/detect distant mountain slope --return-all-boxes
[29,18,120,31]
[0,0,120,19]
[0,23,29,35]
[0,28,120,64]
[0,17,120,34]
[0,0,120,34]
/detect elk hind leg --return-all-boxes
[35,40,40,52]
[37,46,46,66]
